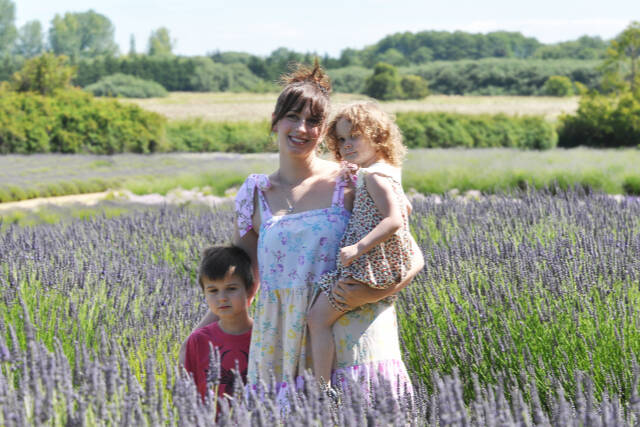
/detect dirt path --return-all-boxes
[0,189,233,212]
[0,192,111,212]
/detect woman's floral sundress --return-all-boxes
[235,173,413,398]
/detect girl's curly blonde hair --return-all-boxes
[325,101,406,167]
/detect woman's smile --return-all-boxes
[288,134,309,145]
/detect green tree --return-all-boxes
[128,34,136,55]
[401,75,429,99]
[0,0,17,55]
[10,53,76,95]
[542,75,574,97]
[410,46,433,64]
[377,48,407,66]
[14,20,44,58]
[49,10,118,61]
[189,57,230,91]
[339,48,362,67]
[364,62,403,100]
[601,21,640,97]
[148,27,174,57]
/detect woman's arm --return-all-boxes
[233,225,260,302]
[340,173,404,266]
[332,236,424,310]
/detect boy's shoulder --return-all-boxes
[187,322,224,349]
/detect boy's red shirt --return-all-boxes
[184,321,251,399]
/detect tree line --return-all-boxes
[0,1,611,65]
[0,1,638,104]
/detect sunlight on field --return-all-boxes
[125,92,579,122]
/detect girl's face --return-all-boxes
[272,103,323,157]
[335,118,379,168]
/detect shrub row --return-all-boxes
[396,112,557,149]
[17,87,640,154]
[0,89,559,154]
[0,88,167,154]
[403,59,602,95]
[74,55,273,92]
[84,73,168,98]
[328,59,601,95]
[70,55,602,96]
[168,113,557,152]
[166,119,275,152]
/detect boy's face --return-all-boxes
[202,269,249,320]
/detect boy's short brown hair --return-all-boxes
[197,246,254,294]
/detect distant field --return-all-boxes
[125,92,579,122]
[1,148,639,205]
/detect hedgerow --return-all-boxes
[396,112,557,149]
[0,88,167,154]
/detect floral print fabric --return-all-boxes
[318,163,414,312]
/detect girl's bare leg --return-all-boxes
[308,292,345,384]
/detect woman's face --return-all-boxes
[272,102,323,157]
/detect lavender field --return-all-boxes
[1,189,640,425]
[2,148,640,204]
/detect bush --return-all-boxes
[0,88,168,154]
[84,73,168,98]
[166,119,275,152]
[328,66,371,93]
[396,112,557,149]
[542,75,574,96]
[364,62,404,100]
[573,81,589,95]
[10,53,75,95]
[558,93,640,147]
[401,74,429,99]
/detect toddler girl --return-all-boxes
[307,101,415,386]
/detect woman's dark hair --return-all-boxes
[271,60,332,130]
[197,246,254,294]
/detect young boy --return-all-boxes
[184,245,254,399]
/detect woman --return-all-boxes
[187,63,424,397]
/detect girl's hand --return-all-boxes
[331,278,386,310]
[339,245,359,267]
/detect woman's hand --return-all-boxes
[331,278,386,310]
[332,237,425,311]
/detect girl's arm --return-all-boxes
[332,235,424,309]
[340,173,404,267]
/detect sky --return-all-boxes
[14,0,640,57]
